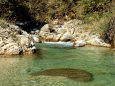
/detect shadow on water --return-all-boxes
[31,68,93,82]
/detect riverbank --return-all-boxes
[0,0,115,55]
[1,17,115,55]
[0,19,36,55]
[35,19,111,48]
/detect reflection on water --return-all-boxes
[0,44,115,86]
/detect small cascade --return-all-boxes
[36,41,74,48]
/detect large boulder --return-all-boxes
[17,35,33,48]
[87,35,110,47]
[0,21,36,55]
[74,40,86,47]
[40,24,50,32]
[60,33,74,42]
[57,28,67,34]
[43,33,61,42]
[54,34,62,42]
[3,44,20,55]
[0,43,20,55]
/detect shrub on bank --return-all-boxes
[0,0,112,23]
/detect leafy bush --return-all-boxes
[0,19,8,28]
[0,0,112,23]
[0,0,32,21]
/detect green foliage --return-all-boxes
[0,19,8,28]
[82,0,111,13]
[0,0,31,21]
[0,0,112,22]
[0,0,2,4]
[27,0,111,22]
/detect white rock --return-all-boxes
[0,37,2,41]
[32,35,41,43]
[2,43,17,50]
[0,41,4,47]
[0,43,20,55]
[58,28,67,34]
[40,24,50,32]
[60,32,73,42]
[35,30,40,34]
[74,40,86,47]
[17,35,32,47]
[5,45,20,55]
[39,20,111,48]
[86,36,111,47]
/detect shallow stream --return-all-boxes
[0,43,115,86]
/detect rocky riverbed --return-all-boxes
[35,19,111,48]
[0,21,36,55]
[0,18,115,55]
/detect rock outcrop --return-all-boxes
[37,20,110,47]
[0,21,36,55]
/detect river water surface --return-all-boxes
[0,43,115,86]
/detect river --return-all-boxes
[0,43,115,86]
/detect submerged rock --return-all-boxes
[109,72,115,75]
[31,68,93,82]
[95,72,106,75]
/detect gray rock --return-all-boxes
[38,19,111,47]
[0,21,36,55]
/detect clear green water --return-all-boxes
[0,43,115,86]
